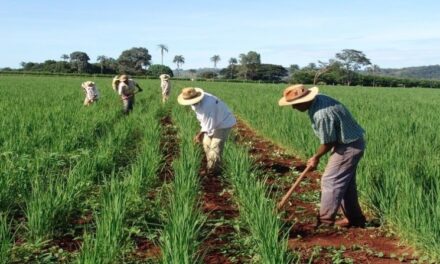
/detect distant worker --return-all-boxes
[112,75,143,114]
[160,74,171,103]
[177,87,236,175]
[278,84,366,228]
[81,81,99,106]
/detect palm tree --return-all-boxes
[228,57,237,79]
[173,55,185,76]
[97,55,107,74]
[158,44,168,65]
[210,55,221,69]
[60,54,69,62]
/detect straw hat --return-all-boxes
[160,74,170,80]
[82,81,95,88]
[177,87,204,105]
[119,74,129,81]
[278,84,319,106]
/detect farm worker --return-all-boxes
[81,81,99,106]
[278,84,366,228]
[115,75,143,114]
[160,74,171,103]
[177,87,236,175]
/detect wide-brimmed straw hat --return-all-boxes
[160,74,170,80]
[177,87,204,105]
[278,84,319,106]
[119,74,129,81]
[82,81,95,87]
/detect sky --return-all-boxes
[1,0,440,70]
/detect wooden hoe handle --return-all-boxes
[277,166,312,210]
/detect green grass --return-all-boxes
[195,81,440,258]
[159,104,205,264]
[224,142,295,263]
[1,75,440,261]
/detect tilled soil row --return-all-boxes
[131,113,178,260]
[200,167,242,264]
[234,119,418,264]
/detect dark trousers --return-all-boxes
[122,96,135,114]
[319,138,366,224]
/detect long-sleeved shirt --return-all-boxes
[191,92,236,136]
[81,83,99,100]
[308,94,364,144]
[161,80,171,95]
[118,79,137,98]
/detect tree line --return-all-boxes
[8,46,440,88]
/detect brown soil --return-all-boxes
[234,119,418,264]
[132,236,161,259]
[51,235,81,252]
[200,161,243,264]
[159,114,179,182]
[131,114,180,259]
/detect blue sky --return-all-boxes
[1,0,440,69]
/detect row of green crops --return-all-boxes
[188,81,440,259]
[0,75,165,262]
[4,74,440,261]
[159,104,205,264]
[77,100,163,264]
[224,142,295,263]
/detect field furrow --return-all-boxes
[234,119,418,263]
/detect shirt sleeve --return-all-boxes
[118,83,124,96]
[314,116,337,144]
[200,110,215,136]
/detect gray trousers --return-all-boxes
[319,138,366,224]
[122,96,135,114]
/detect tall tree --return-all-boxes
[313,59,341,85]
[335,49,371,85]
[146,64,174,77]
[239,51,261,80]
[289,64,300,74]
[70,51,90,73]
[60,54,69,62]
[96,55,107,74]
[228,57,238,79]
[117,47,152,74]
[173,55,185,76]
[210,55,221,69]
[157,44,168,65]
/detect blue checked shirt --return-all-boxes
[308,94,364,144]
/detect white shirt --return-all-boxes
[118,79,137,97]
[191,92,236,136]
[81,83,99,100]
[161,79,171,95]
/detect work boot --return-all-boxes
[335,217,366,228]
[315,215,334,230]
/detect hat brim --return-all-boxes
[278,87,319,106]
[177,88,204,105]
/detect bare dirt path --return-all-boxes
[131,113,177,260]
[200,158,246,263]
[234,119,418,264]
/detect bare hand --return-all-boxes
[193,132,204,144]
[307,156,320,170]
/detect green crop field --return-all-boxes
[0,75,439,263]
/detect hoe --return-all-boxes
[277,165,312,210]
